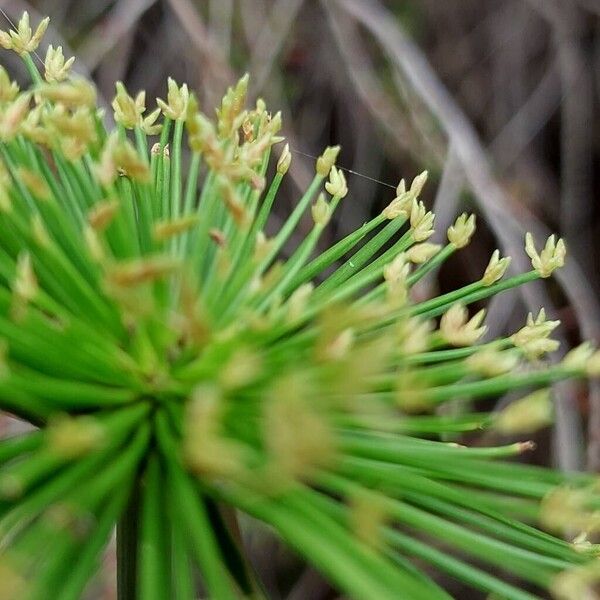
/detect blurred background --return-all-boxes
[0,0,599,597]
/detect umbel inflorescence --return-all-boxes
[0,12,599,600]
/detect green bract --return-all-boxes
[0,11,598,600]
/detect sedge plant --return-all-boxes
[0,12,599,600]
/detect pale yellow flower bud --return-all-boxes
[277,143,291,175]
[183,385,246,479]
[216,74,250,137]
[349,490,388,549]
[19,168,50,200]
[311,193,330,226]
[525,232,566,278]
[481,250,511,286]
[38,78,96,109]
[440,303,487,346]
[409,170,428,197]
[316,145,340,177]
[31,214,51,248]
[153,215,199,242]
[542,485,600,538]
[382,191,412,220]
[112,82,145,129]
[253,231,274,262]
[324,166,348,198]
[265,381,334,480]
[96,134,150,186]
[13,252,37,304]
[87,199,119,231]
[585,351,600,377]
[0,67,19,103]
[106,256,179,288]
[406,242,441,264]
[0,93,30,141]
[383,254,410,304]
[83,225,105,262]
[44,45,75,83]
[156,77,189,121]
[47,415,105,458]
[511,309,559,347]
[466,347,518,377]
[552,565,600,600]
[141,107,162,136]
[563,343,595,372]
[511,308,561,359]
[383,253,410,285]
[409,200,435,242]
[268,111,283,137]
[397,317,434,355]
[0,12,49,55]
[494,389,553,434]
[219,348,262,390]
[447,213,476,248]
[286,283,313,322]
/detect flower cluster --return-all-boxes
[0,12,598,600]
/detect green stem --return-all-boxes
[117,474,142,600]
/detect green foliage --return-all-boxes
[0,11,597,600]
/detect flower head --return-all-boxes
[440,303,487,346]
[447,213,476,248]
[511,308,561,359]
[481,249,511,285]
[0,12,48,55]
[157,77,189,121]
[525,232,566,278]
[409,199,435,241]
[0,16,596,600]
[44,45,75,83]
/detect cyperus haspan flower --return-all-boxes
[0,12,598,600]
